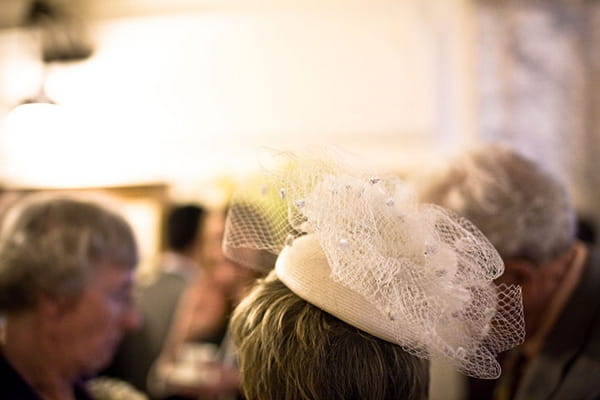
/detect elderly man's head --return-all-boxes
[420,144,577,335]
[420,144,575,264]
[0,193,140,375]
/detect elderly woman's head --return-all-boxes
[0,192,140,376]
[420,144,576,265]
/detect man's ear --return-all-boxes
[36,292,73,321]
[37,292,61,319]
[499,259,537,286]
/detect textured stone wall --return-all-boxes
[475,0,600,227]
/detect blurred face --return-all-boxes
[495,259,547,338]
[201,211,226,272]
[49,262,140,376]
[212,254,262,303]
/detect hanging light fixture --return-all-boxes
[9,0,94,107]
[1,0,95,186]
[4,0,94,125]
[27,0,94,64]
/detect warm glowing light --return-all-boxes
[1,102,161,188]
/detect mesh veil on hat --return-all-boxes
[223,152,525,379]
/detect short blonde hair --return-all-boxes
[230,271,429,400]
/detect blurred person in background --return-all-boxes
[104,204,229,398]
[149,205,275,400]
[0,192,140,400]
[419,143,600,400]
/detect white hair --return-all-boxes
[0,192,138,313]
[420,144,576,264]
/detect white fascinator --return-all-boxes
[223,152,524,379]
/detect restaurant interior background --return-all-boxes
[0,0,599,279]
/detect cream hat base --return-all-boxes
[275,234,400,345]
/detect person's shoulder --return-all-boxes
[139,269,187,294]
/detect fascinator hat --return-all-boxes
[223,152,525,379]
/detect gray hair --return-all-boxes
[230,271,429,400]
[419,144,576,264]
[0,192,138,313]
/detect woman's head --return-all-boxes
[0,192,138,313]
[224,152,525,398]
[231,271,429,400]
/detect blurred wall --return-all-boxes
[0,0,475,204]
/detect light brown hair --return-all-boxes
[230,271,429,400]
